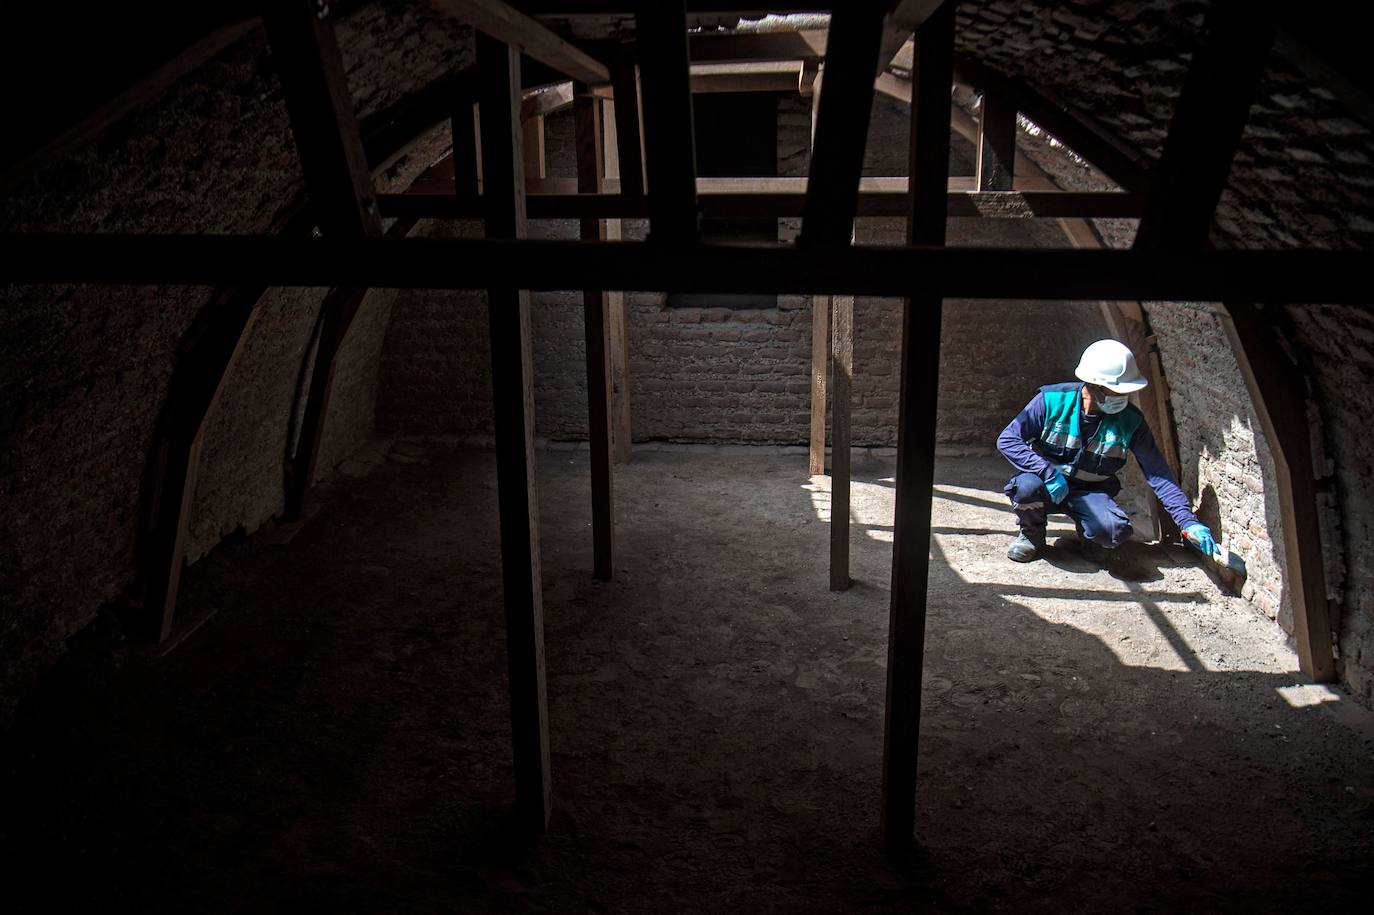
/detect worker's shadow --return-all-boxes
[1037,532,1172,583]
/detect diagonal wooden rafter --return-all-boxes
[431,0,609,85]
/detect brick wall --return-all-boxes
[0,1,470,717]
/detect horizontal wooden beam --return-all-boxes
[3,233,1366,302]
[433,0,609,85]
[688,28,828,63]
[690,61,805,93]
[375,185,1143,220]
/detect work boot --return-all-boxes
[1078,538,1110,564]
[1007,528,1046,562]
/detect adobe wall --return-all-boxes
[0,1,469,718]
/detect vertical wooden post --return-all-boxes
[610,51,646,199]
[575,85,615,581]
[830,295,854,591]
[523,114,546,180]
[882,0,953,856]
[478,32,553,831]
[452,98,480,195]
[809,294,830,476]
[634,1,699,244]
[976,93,1016,191]
[601,92,634,463]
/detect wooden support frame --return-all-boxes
[635,1,700,243]
[575,85,616,581]
[799,4,886,247]
[808,294,830,476]
[4,234,1366,302]
[377,185,1145,221]
[262,1,384,524]
[877,1,948,74]
[432,0,609,85]
[952,55,1151,193]
[600,94,634,463]
[882,0,954,856]
[477,32,553,831]
[830,294,854,592]
[976,92,1016,191]
[609,52,646,199]
[523,114,547,179]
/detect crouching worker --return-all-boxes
[997,339,1215,564]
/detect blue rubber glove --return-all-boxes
[1184,523,1216,557]
[1044,470,1068,504]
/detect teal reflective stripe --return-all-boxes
[1035,385,1144,480]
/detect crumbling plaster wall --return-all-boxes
[0,1,470,717]
[954,0,1374,701]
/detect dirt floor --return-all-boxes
[4,439,1373,913]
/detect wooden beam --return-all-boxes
[688,28,827,63]
[830,294,854,591]
[609,53,646,198]
[262,2,383,523]
[952,55,1152,193]
[432,0,609,85]
[809,295,830,475]
[452,99,481,196]
[600,96,634,462]
[877,1,947,74]
[5,234,1367,302]
[799,4,887,247]
[883,0,953,857]
[690,61,805,94]
[635,1,700,243]
[575,85,615,581]
[521,81,576,121]
[477,32,553,831]
[523,114,547,179]
[976,93,1016,191]
[378,184,1144,220]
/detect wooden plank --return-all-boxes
[523,114,547,179]
[521,82,576,121]
[575,86,615,581]
[377,185,1144,220]
[433,0,609,85]
[877,1,948,74]
[452,99,481,196]
[690,61,804,94]
[799,4,887,247]
[262,1,384,523]
[952,55,1152,193]
[977,93,1016,191]
[809,295,830,476]
[609,53,646,198]
[477,32,553,831]
[883,0,953,857]
[601,96,634,462]
[688,28,827,63]
[6,234,1368,302]
[830,294,854,591]
[635,2,700,243]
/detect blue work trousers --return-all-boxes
[1003,471,1133,548]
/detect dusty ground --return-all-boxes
[4,440,1373,912]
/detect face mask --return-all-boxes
[1099,394,1129,414]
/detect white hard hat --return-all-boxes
[1074,339,1148,393]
